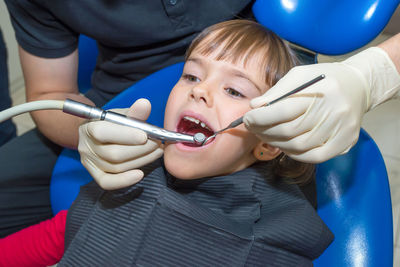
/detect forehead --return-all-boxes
[189,48,266,76]
[193,31,269,63]
[191,29,271,72]
[189,36,269,80]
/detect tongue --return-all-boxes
[177,119,213,145]
[184,127,211,137]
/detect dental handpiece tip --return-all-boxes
[193,132,206,145]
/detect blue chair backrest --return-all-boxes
[315,131,392,266]
[77,35,98,93]
[51,63,393,266]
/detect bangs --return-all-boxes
[186,20,298,87]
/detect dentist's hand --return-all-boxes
[78,98,164,190]
[244,47,400,163]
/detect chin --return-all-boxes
[164,157,206,180]
[165,166,201,180]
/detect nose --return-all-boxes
[190,84,213,107]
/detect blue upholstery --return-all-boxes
[51,1,396,264]
[253,0,400,55]
[315,131,393,266]
[77,35,98,93]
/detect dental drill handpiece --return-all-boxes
[62,99,206,145]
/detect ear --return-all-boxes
[253,142,281,161]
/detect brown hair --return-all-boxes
[186,20,314,184]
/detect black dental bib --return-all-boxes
[60,159,333,266]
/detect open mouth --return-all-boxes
[177,116,214,147]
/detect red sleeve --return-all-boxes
[0,210,67,267]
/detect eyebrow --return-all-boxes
[186,57,263,93]
[228,68,262,93]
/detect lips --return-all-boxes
[177,115,214,147]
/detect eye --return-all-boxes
[225,88,245,98]
[182,74,200,83]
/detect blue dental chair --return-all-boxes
[77,35,98,94]
[51,1,398,265]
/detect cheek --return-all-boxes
[219,124,259,159]
[164,88,184,130]
[217,99,251,125]
[228,127,259,149]
[163,106,175,130]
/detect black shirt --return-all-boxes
[5,0,254,106]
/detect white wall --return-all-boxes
[0,2,24,92]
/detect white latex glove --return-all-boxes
[78,98,164,190]
[244,47,400,163]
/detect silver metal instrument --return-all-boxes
[62,99,206,145]
[63,74,324,147]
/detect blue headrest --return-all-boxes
[253,0,399,55]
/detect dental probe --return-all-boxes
[0,99,206,145]
[62,99,206,145]
[201,74,326,145]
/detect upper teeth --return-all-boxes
[183,116,211,130]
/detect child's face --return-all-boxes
[163,46,269,180]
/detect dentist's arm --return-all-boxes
[19,46,94,149]
[378,33,400,74]
[244,33,400,163]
